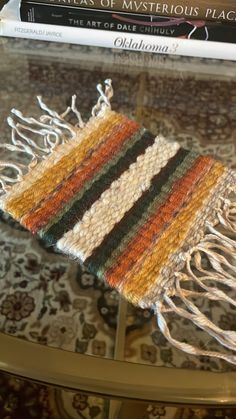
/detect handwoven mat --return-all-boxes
[0,39,236,417]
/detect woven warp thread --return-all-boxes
[0,80,236,364]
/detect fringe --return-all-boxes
[0,79,113,196]
[1,78,236,365]
[155,194,236,365]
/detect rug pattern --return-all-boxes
[0,38,236,417]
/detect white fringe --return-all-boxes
[155,196,236,365]
[2,78,236,365]
[0,79,113,197]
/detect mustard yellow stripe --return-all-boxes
[5,112,123,219]
[4,115,111,205]
[140,169,230,308]
[121,161,225,304]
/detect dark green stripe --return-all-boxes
[84,148,197,276]
[39,117,130,234]
[98,151,198,278]
[40,128,156,245]
[26,114,127,220]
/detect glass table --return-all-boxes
[0,36,236,418]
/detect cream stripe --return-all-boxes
[57,137,180,260]
[2,110,114,208]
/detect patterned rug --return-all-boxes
[0,38,236,417]
[1,372,236,418]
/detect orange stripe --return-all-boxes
[122,162,225,304]
[5,112,121,219]
[106,155,214,288]
[22,118,139,232]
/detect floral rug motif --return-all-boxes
[0,372,236,419]
[0,372,109,419]
[0,210,117,356]
[0,38,236,416]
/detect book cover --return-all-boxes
[22,0,236,22]
[20,2,236,43]
[1,19,236,61]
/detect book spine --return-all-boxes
[0,19,236,60]
[20,2,236,43]
[20,0,236,23]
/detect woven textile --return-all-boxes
[1,80,236,364]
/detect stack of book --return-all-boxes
[0,0,236,59]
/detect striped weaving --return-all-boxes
[1,106,233,307]
[1,80,236,364]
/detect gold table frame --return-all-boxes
[1,333,236,406]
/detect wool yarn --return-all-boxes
[1,80,236,364]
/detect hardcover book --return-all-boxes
[20,2,236,43]
[26,0,236,22]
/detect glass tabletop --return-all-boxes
[0,36,236,406]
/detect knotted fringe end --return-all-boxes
[156,192,236,365]
[0,79,113,198]
[1,79,236,366]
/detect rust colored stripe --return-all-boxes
[106,155,214,288]
[22,117,139,233]
[123,162,225,304]
[5,112,121,219]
